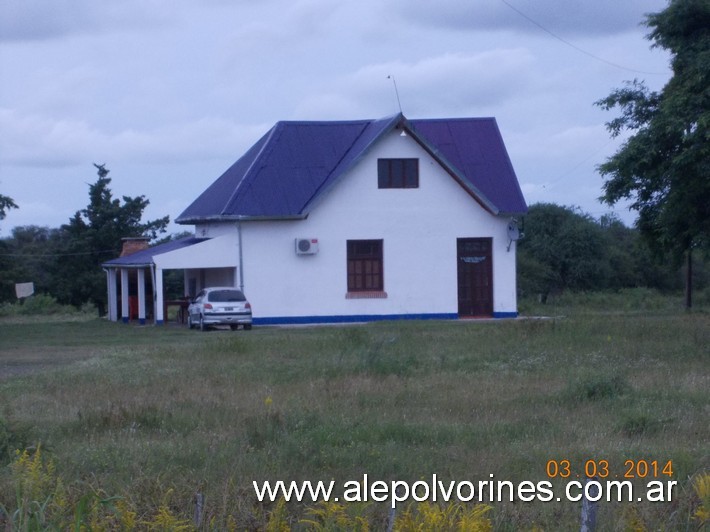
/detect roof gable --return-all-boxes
[176,114,526,223]
[407,118,527,215]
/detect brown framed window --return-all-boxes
[347,239,383,292]
[378,158,419,188]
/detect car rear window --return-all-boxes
[207,290,246,303]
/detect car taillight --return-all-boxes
[245,302,251,310]
[204,303,213,310]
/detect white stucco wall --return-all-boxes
[197,129,519,322]
[154,233,239,270]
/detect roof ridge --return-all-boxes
[270,118,375,128]
[300,114,403,214]
[298,120,374,213]
[220,122,281,217]
[411,116,495,122]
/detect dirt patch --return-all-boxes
[0,347,95,381]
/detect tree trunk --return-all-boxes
[685,247,692,309]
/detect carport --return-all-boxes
[102,233,239,325]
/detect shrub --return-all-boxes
[0,294,95,317]
[563,374,631,402]
[618,413,661,437]
[0,417,31,466]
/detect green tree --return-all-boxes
[598,213,684,292]
[0,238,16,301]
[596,0,710,306]
[0,226,64,302]
[517,203,695,302]
[0,193,18,221]
[598,214,640,290]
[52,166,169,314]
[517,203,610,300]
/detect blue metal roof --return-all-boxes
[176,114,527,224]
[408,117,528,215]
[102,236,207,267]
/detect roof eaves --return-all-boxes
[488,119,528,215]
[403,118,501,215]
[176,213,307,225]
[103,260,153,268]
[497,208,529,216]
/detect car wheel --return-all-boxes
[199,315,208,332]
[230,324,239,331]
[244,323,252,330]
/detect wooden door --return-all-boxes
[457,238,493,317]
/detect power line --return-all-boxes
[0,249,118,258]
[542,138,615,190]
[499,0,667,76]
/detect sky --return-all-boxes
[0,0,672,236]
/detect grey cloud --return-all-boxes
[0,0,174,41]
[293,49,537,118]
[0,107,269,167]
[0,0,94,41]
[392,0,667,37]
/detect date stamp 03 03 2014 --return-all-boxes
[545,459,675,481]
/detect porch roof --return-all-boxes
[102,237,207,268]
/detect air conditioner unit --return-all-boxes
[295,238,319,255]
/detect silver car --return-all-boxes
[187,287,253,331]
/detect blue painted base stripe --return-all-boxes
[254,312,519,325]
[254,313,458,325]
[251,312,523,325]
[122,317,129,324]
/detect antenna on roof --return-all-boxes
[387,75,403,114]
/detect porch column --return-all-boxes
[120,268,129,323]
[155,267,165,325]
[107,268,118,322]
[137,268,146,325]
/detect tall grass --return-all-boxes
[0,297,708,529]
[518,286,707,316]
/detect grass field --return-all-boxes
[0,293,708,530]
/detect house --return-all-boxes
[102,113,527,325]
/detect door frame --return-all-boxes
[456,237,493,317]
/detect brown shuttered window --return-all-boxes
[347,240,383,292]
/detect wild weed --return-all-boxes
[395,501,492,531]
[692,471,710,526]
[1,445,66,529]
[300,500,371,531]
[265,498,291,531]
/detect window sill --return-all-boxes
[345,291,388,299]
